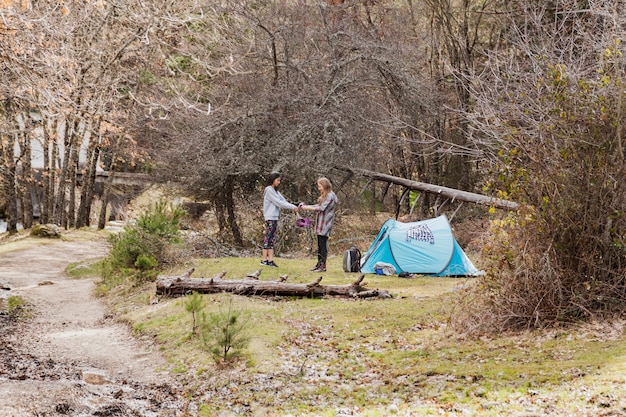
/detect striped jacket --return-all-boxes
[312,192,338,237]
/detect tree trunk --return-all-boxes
[40,120,50,224]
[98,135,123,230]
[1,137,18,233]
[67,133,81,229]
[347,168,519,211]
[155,269,391,299]
[53,119,74,226]
[4,157,18,233]
[46,120,59,224]
[17,114,33,229]
[1,99,18,233]
[224,177,243,246]
[76,140,100,228]
[214,200,226,234]
[97,170,115,230]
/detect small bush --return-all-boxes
[199,299,250,363]
[106,201,185,276]
[7,295,30,319]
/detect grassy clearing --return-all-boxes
[113,255,626,416]
[5,226,625,415]
[4,227,626,414]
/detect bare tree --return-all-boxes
[15,110,34,229]
[453,1,626,332]
[0,0,170,229]
[146,0,489,244]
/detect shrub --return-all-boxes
[109,201,185,267]
[134,254,159,281]
[7,295,30,319]
[104,201,186,285]
[199,299,250,363]
[454,31,626,333]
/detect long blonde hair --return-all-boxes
[317,177,333,204]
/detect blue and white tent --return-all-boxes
[360,215,483,277]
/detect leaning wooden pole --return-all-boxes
[346,168,520,211]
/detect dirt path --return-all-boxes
[0,232,188,416]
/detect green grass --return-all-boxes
[114,255,626,416]
[65,259,104,278]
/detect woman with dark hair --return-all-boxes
[299,177,338,272]
[261,172,298,267]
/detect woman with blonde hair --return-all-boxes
[299,177,338,272]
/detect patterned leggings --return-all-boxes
[263,220,278,249]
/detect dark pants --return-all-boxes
[317,235,328,265]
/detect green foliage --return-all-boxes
[110,200,184,271]
[184,292,206,335]
[408,190,420,209]
[134,254,158,281]
[166,55,193,75]
[102,201,186,289]
[95,259,125,297]
[136,200,185,239]
[107,227,152,271]
[135,254,158,270]
[139,69,156,85]
[199,299,250,363]
[7,295,29,318]
[65,260,103,278]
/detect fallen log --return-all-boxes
[155,269,391,299]
[353,289,392,299]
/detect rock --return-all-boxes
[30,224,61,238]
[82,371,112,385]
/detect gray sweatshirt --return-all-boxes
[263,186,296,220]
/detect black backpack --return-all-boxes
[343,247,361,272]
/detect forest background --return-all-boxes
[1,0,626,334]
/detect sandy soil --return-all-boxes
[0,232,189,416]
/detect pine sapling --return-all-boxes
[200,299,250,363]
[184,292,206,336]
